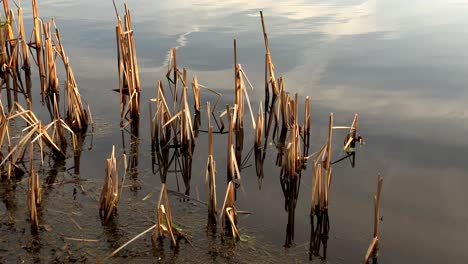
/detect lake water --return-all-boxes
[1,0,468,263]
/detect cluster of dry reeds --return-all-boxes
[32,2,89,131]
[0,1,32,110]
[309,113,364,258]
[149,49,199,195]
[0,0,90,181]
[256,12,312,247]
[99,145,127,223]
[113,1,140,124]
[96,7,379,259]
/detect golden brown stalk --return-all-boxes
[325,113,333,205]
[255,105,264,148]
[18,5,32,109]
[363,175,383,264]
[220,181,239,239]
[0,20,12,110]
[114,2,140,122]
[192,75,201,113]
[99,145,126,223]
[32,0,46,100]
[259,11,278,96]
[205,102,217,223]
[54,27,89,131]
[2,4,21,104]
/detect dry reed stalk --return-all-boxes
[151,80,170,146]
[180,69,195,194]
[0,19,12,110]
[310,144,327,213]
[220,181,239,239]
[2,3,22,105]
[31,0,46,100]
[54,27,89,131]
[309,143,331,258]
[325,113,333,208]
[99,145,127,223]
[152,183,186,246]
[42,20,60,118]
[254,104,265,185]
[226,104,239,183]
[0,101,11,177]
[17,5,32,109]
[192,75,201,113]
[259,11,278,97]
[28,142,41,234]
[363,175,383,264]
[255,104,264,148]
[279,93,302,247]
[205,101,217,224]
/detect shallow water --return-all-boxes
[1,0,468,263]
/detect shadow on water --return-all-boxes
[122,119,141,192]
[72,132,87,175]
[309,208,330,260]
[0,178,17,214]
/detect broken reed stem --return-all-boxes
[255,104,264,148]
[363,175,383,264]
[192,75,201,113]
[18,5,32,109]
[259,11,278,96]
[325,113,333,208]
[0,17,12,110]
[226,104,239,183]
[99,145,126,223]
[2,2,21,107]
[220,181,239,239]
[206,101,218,224]
[374,175,383,237]
[32,0,46,101]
